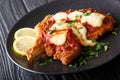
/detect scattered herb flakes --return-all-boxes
[53,26,56,30]
[77,26,83,34]
[47,29,53,34]
[75,15,80,19]
[46,14,53,17]
[112,32,117,35]
[80,59,87,65]
[78,26,83,29]
[39,58,53,66]
[47,26,56,34]
[95,52,99,57]
[106,12,111,15]
[83,11,92,16]
[112,27,119,35]
[67,23,72,27]
[47,20,51,25]
[95,42,104,51]
[57,22,63,26]
[69,41,110,68]
[69,63,77,68]
[104,45,109,51]
[38,41,109,68]
[95,41,109,51]
[71,20,77,23]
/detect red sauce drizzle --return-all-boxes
[46,18,55,30]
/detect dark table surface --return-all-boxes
[1,0,120,80]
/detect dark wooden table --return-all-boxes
[1,0,120,80]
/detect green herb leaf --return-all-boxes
[78,26,83,29]
[69,63,77,68]
[71,20,77,23]
[83,10,92,16]
[95,52,99,57]
[39,58,53,66]
[89,50,95,56]
[80,59,87,65]
[47,29,53,34]
[96,42,105,51]
[112,27,119,35]
[112,31,117,35]
[47,21,51,25]
[67,23,72,27]
[47,26,56,34]
[104,45,109,51]
[77,26,83,34]
[107,12,111,15]
[57,22,62,26]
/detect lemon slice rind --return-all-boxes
[13,36,35,56]
[14,28,37,39]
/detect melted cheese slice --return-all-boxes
[68,11,83,20]
[50,22,68,30]
[71,23,95,46]
[50,31,67,45]
[49,11,105,46]
[53,12,67,21]
[81,13,105,27]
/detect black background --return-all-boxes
[1,0,120,80]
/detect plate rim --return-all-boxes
[6,0,120,75]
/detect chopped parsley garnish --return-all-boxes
[106,12,111,15]
[69,41,109,67]
[78,26,83,29]
[69,63,77,68]
[112,27,119,35]
[47,21,51,25]
[71,20,77,23]
[38,41,109,67]
[78,26,83,34]
[46,14,53,17]
[83,11,92,16]
[39,58,53,66]
[95,41,109,51]
[47,29,53,34]
[47,26,56,34]
[112,32,117,35]
[67,23,72,27]
[57,22,63,26]
[104,45,109,51]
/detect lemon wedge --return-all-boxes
[14,28,37,39]
[13,36,35,56]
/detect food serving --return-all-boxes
[13,8,116,66]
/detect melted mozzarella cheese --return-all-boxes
[71,23,95,46]
[68,11,83,20]
[49,11,104,46]
[50,31,67,45]
[81,13,105,27]
[50,22,68,30]
[53,12,67,21]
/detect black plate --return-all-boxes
[6,0,120,75]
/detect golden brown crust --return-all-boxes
[86,13,116,40]
[26,8,116,65]
[35,15,53,36]
[44,44,56,57]
[54,42,81,65]
[26,36,47,63]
